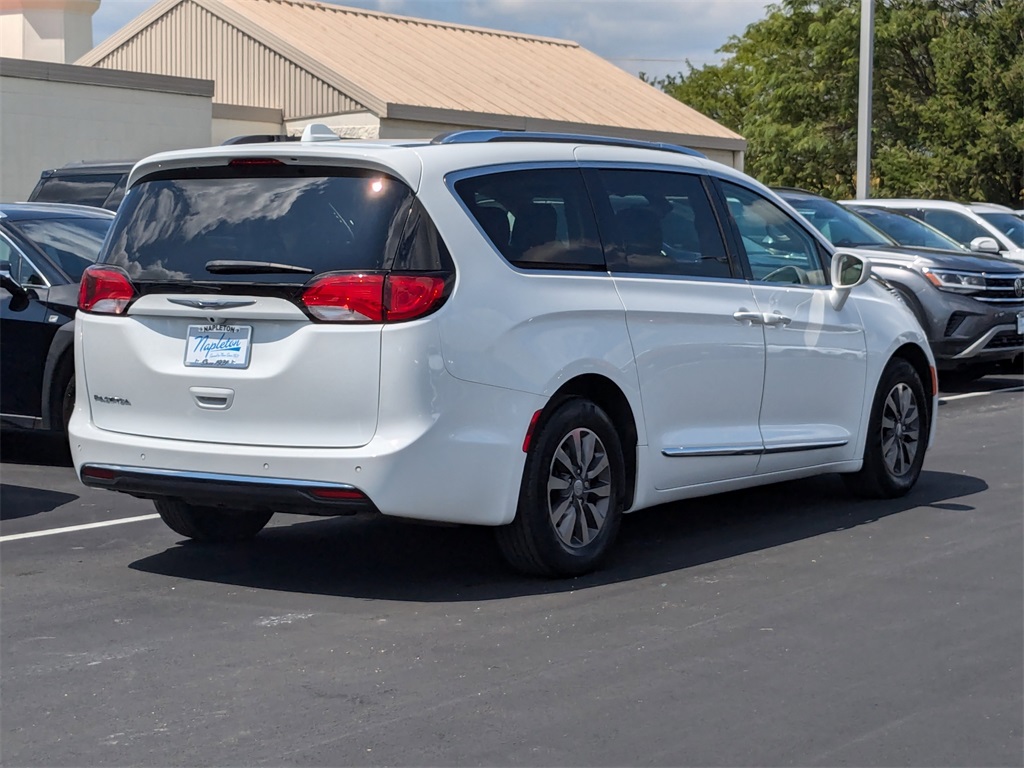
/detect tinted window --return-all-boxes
[590,169,732,278]
[852,207,967,251]
[919,210,991,246]
[101,167,415,284]
[454,168,604,270]
[976,212,1024,247]
[720,182,827,285]
[780,195,892,248]
[31,174,125,207]
[12,217,112,281]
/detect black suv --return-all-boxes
[28,161,135,211]
[776,188,1024,379]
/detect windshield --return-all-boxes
[31,174,125,209]
[101,168,413,283]
[780,195,894,248]
[851,207,968,251]
[977,212,1024,247]
[12,217,113,281]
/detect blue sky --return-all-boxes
[91,0,771,81]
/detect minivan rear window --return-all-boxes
[100,166,414,284]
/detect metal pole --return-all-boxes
[856,0,875,199]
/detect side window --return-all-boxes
[453,168,604,270]
[0,235,43,286]
[920,210,990,245]
[590,168,732,278]
[719,182,827,285]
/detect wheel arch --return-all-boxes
[539,373,639,510]
[891,341,935,426]
[40,322,75,431]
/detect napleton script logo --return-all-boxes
[93,395,132,406]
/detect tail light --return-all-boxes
[79,265,135,314]
[300,273,448,323]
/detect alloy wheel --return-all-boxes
[546,427,613,548]
[880,382,920,477]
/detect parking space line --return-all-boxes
[940,386,1024,403]
[0,514,160,543]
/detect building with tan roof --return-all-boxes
[77,0,746,167]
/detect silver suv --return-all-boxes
[778,189,1024,379]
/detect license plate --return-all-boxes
[1018,312,1024,335]
[185,324,252,369]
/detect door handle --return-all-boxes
[733,310,764,324]
[762,311,792,327]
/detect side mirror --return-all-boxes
[969,236,1001,254]
[0,271,30,312]
[830,251,871,311]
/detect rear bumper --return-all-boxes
[69,375,542,527]
[79,465,378,515]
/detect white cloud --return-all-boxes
[92,0,770,79]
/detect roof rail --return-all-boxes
[431,130,706,159]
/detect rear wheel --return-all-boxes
[496,398,625,577]
[843,358,928,498]
[154,498,273,542]
[49,356,75,435]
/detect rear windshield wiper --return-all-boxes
[205,260,314,275]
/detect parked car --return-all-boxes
[0,202,115,433]
[71,128,936,577]
[777,189,1024,378]
[845,199,1024,261]
[28,160,135,211]
[840,204,973,253]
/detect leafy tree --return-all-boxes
[654,0,1024,206]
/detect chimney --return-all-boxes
[0,0,101,64]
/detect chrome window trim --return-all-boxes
[0,230,51,288]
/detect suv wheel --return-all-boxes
[154,499,273,542]
[496,398,624,577]
[843,358,928,498]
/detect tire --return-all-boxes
[843,358,928,499]
[49,356,75,435]
[153,498,273,542]
[496,398,625,577]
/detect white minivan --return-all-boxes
[70,129,937,576]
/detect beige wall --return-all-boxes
[285,111,380,139]
[0,0,99,64]
[0,59,213,202]
[212,103,284,144]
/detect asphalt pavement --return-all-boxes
[1,376,1022,767]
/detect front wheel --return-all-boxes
[496,398,625,577]
[843,358,928,498]
[154,498,273,542]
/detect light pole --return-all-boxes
[856,0,875,199]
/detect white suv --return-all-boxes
[71,128,936,576]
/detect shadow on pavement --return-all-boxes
[129,469,987,601]
[938,372,1023,397]
[0,429,72,468]
[0,483,80,520]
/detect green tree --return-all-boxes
[655,0,1024,206]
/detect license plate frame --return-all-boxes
[184,323,252,369]
[1017,312,1024,335]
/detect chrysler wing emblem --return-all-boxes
[168,299,257,310]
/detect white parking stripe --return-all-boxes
[940,386,1024,403]
[0,514,160,543]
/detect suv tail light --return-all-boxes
[300,273,448,323]
[79,265,136,314]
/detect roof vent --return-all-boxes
[301,124,341,143]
